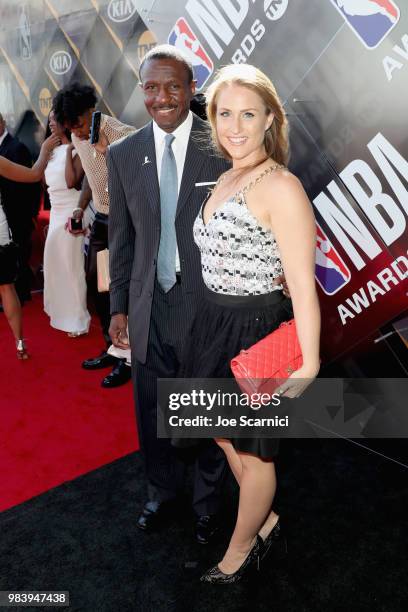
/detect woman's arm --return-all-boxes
[263,170,321,395]
[0,134,60,182]
[65,143,84,189]
[71,175,92,220]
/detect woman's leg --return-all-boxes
[215,438,243,484]
[215,438,279,543]
[218,452,277,574]
[0,283,23,341]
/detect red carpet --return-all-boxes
[0,293,138,512]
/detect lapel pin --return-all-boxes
[142,156,151,165]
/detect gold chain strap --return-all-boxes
[211,163,283,202]
[240,164,282,196]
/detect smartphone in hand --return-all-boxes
[68,217,83,233]
[90,110,102,144]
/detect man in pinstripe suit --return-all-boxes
[107,46,229,542]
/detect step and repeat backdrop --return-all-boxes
[0,0,407,367]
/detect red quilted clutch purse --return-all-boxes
[230,319,303,396]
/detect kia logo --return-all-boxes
[108,0,137,23]
[50,50,72,75]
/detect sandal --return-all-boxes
[16,339,29,360]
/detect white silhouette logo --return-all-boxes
[172,24,208,72]
[336,0,397,22]
[316,236,346,279]
[19,5,32,60]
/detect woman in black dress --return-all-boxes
[0,133,59,358]
[181,65,321,583]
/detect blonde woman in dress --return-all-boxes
[179,65,320,583]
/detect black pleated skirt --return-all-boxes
[179,286,293,459]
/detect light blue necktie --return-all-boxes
[157,133,178,292]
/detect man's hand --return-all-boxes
[273,274,290,298]
[109,313,130,349]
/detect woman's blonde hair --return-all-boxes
[205,64,289,167]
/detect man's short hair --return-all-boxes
[139,44,194,84]
[53,82,97,127]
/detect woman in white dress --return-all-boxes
[43,111,91,336]
[0,133,60,358]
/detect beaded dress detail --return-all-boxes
[193,165,283,296]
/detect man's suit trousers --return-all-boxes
[133,280,227,516]
[85,213,112,347]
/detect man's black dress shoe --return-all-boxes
[137,499,180,531]
[136,500,165,531]
[195,515,219,545]
[82,350,117,370]
[101,360,132,388]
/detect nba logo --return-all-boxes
[168,18,213,90]
[329,0,400,49]
[315,223,351,295]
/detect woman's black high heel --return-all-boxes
[260,518,288,561]
[200,535,263,584]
